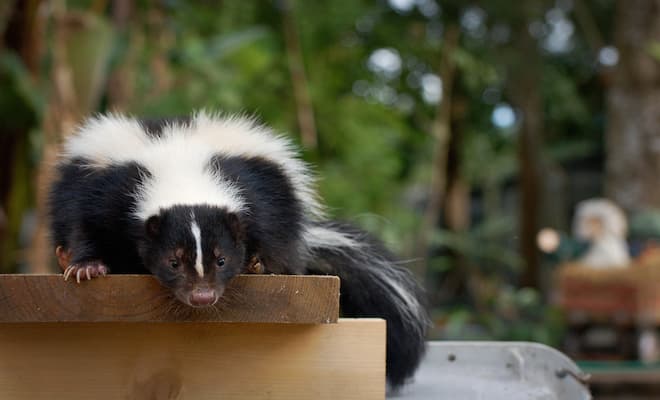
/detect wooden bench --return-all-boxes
[0,275,386,399]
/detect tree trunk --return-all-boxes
[435,99,471,302]
[106,0,135,111]
[510,5,545,289]
[29,3,114,272]
[29,1,79,273]
[605,0,660,212]
[444,96,470,234]
[515,86,542,289]
[572,0,604,52]
[279,0,318,150]
[414,24,460,277]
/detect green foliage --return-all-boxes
[0,51,42,132]
[0,0,620,343]
[430,216,522,273]
[647,41,660,61]
[630,210,660,239]
[439,287,565,345]
[542,64,590,126]
[0,49,40,273]
[137,26,281,116]
[317,98,412,214]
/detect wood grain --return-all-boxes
[0,319,386,399]
[0,274,339,323]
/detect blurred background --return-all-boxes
[1,0,660,396]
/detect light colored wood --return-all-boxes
[0,274,340,323]
[0,319,385,399]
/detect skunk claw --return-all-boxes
[63,265,74,281]
[62,261,108,283]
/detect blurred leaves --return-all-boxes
[62,11,115,114]
[0,51,42,132]
[430,216,523,273]
[648,41,660,61]
[438,286,565,345]
[0,0,620,344]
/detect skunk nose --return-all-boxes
[189,288,217,307]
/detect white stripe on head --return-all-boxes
[190,215,204,278]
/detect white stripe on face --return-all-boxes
[190,217,204,278]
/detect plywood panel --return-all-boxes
[0,319,385,399]
[0,274,340,323]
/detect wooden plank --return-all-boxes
[587,369,660,384]
[0,274,339,323]
[0,319,386,400]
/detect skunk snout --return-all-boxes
[189,287,219,307]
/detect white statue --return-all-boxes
[573,198,630,268]
[537,198,630,268]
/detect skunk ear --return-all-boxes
[145,215,161,238]
[225,213,244,243]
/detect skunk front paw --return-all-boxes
[55,246,72,271]
[63,261,108,283]
[245,255,265,274]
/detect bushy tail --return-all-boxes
[302,221,429,389]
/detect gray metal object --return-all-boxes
[391,341,592,400]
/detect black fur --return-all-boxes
[48,116,428,388]
[305,221,429,388]
[48,158,247,303]
[140,116,192,137]
[208,155,306,274]
[49,158,149,273]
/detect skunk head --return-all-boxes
[139,205,246,307]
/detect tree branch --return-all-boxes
[414,24,460,277]
[279,0,318,150]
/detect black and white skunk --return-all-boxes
[48,111,429,388]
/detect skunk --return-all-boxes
[48,112,429,388]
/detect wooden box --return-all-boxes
[556,263,660,325]
[0,275,386,399]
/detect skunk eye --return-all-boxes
[216,257,226,267]
[169,259,179,269]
